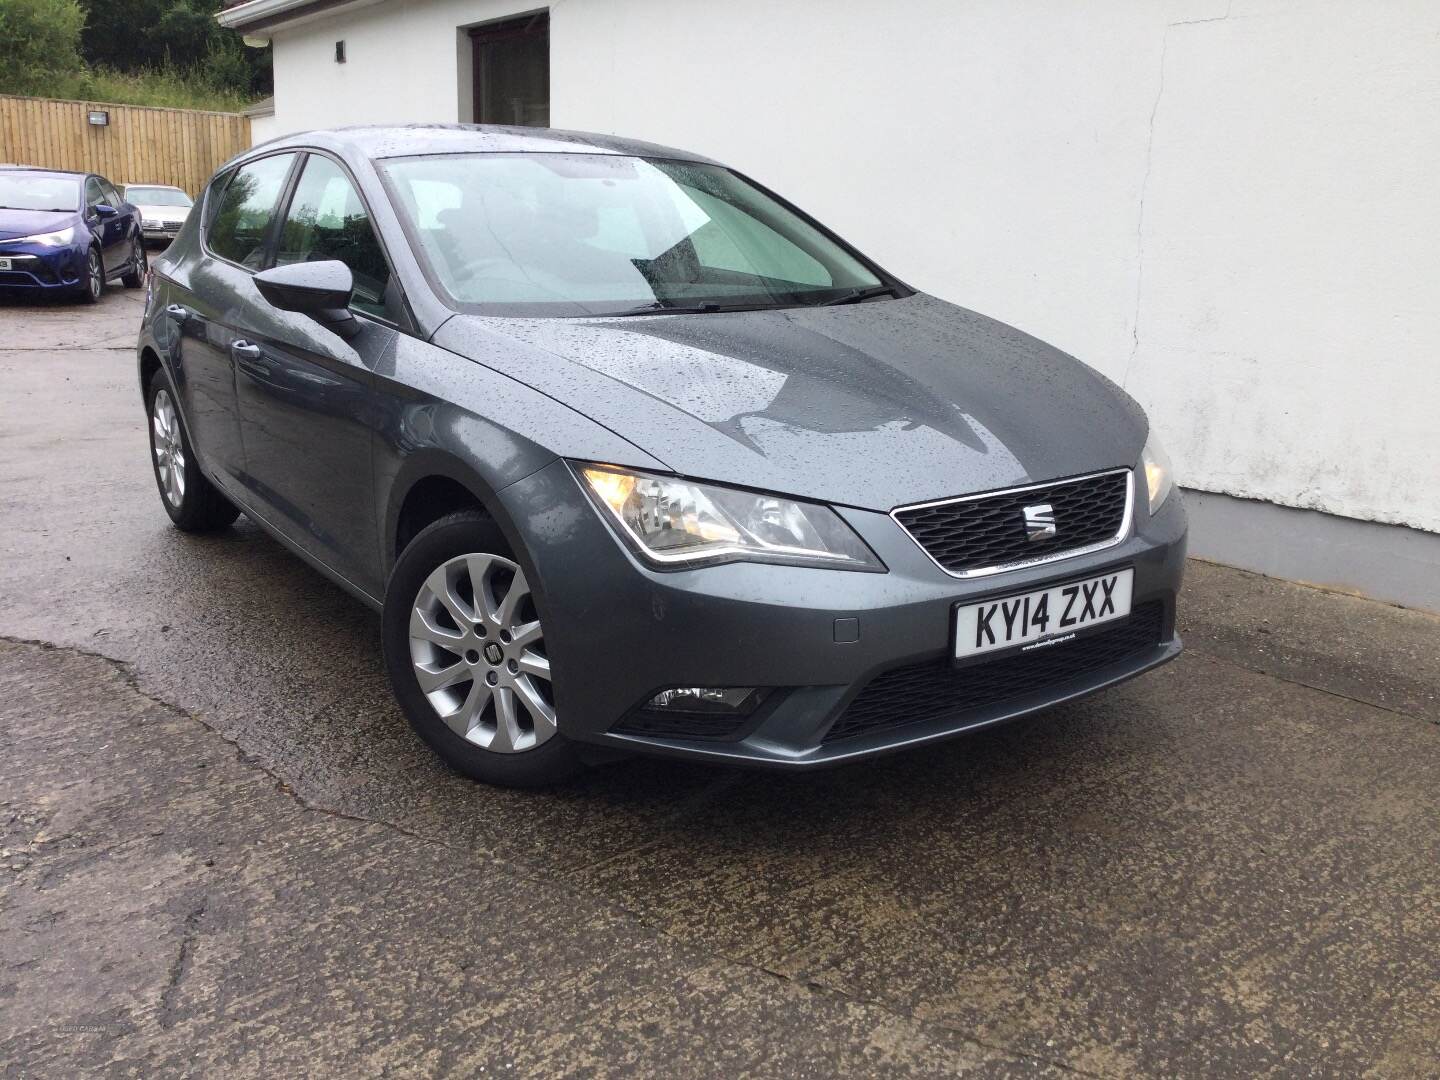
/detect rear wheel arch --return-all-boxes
[139,347,162,399]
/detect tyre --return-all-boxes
[145,369,241,532]
[122,238,146,289]
[76,246,103,304]
[382,511,582,787]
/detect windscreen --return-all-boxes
[380,153,883,316]
[0,174,80,213]
[126,187,192,207]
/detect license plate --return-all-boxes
[0,258,11,270]
[955,568,1134,659]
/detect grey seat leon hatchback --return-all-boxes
[136,125,1186,787]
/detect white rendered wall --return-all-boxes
[248,112,279,145]
[266,0,1440,532]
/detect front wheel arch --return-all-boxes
[383,451,526,573]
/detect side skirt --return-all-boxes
[211,472,384,613]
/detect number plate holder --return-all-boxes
[951,565,1135,666]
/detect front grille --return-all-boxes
[823,601,1164,743]
[894,470,1130,576]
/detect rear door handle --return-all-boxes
[164,304,190,322]
[231,340,262,360]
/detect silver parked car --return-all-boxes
[122,184,193,245]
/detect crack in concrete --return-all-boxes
[1185,645,1438,728]
[158,894,208,1030]
[0,632,1087,1075]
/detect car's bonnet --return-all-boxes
[430,292,1147,511]
[137,205,189,221]
[0,209,77,243]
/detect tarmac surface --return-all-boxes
[2,289,1438,1077]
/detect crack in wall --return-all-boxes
[1122,24,1169,391]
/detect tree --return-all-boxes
[0,0,85,89]
[76,0,270,95]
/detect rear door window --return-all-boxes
[273,154,395,320]
[207,153,296,270]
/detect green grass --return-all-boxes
[1,65,259,113]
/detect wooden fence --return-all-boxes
[0,95,250,198]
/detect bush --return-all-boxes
[55,66,256,111]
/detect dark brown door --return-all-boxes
[471,12,549,127]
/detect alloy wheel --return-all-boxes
[87,250,103,299]
[409,552,556,753]
[151,388,186,507]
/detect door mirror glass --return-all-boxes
[254,260,359,337]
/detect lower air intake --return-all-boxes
[823,602,1165,743]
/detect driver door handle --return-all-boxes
[164,304,190,322]
[231,340,262,360]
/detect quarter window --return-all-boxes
[273,155,394,319]
[84,177,104,210]
[208,153,296,270]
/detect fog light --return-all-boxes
[644,687,770,714]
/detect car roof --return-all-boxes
[124,183,185,190]
[0,165,91,179]
[247,124,722,167]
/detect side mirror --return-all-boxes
[93,203,118,218]
[254,260,359,339]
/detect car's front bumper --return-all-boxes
[0,240,89,292]
[500,459,1188,769]
[141,223,183,243]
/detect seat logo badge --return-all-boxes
[1023,503,1057,541]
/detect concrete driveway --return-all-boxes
[2,290,1438,1078]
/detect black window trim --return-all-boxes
[201,146,413,334]
[199,167,234,235]
[263,147,413,333]
[200,148,303,276]
[98,177,124,209]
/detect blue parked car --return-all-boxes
[0,166,146,303]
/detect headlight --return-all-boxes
[1141,432,1174,514]
[579,464,884,571]
[6,225,77,248]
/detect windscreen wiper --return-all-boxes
[603,299,802,317]
[607,300,724,317]
[819,284,900,306]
